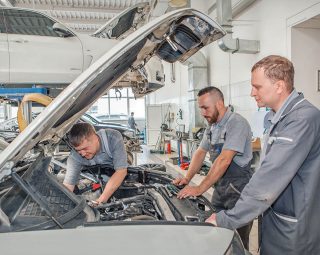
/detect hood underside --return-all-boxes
[92,2,153,40]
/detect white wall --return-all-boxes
[291,27,320,108]
[208,0,320,124]
[147,0,320,137]
[148,62,191,131]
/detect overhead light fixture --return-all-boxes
[168,0,188,8]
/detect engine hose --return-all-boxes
[17,93,53,132]
[96,195,148,209]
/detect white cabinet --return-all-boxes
[146,104,171,145]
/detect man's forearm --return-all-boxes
[99,168,127,202]
[198,155,231,194]
[185,149,206,181]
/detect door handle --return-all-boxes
[11,39,28,43]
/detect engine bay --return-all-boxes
[77,165,214,223]
[0,156,214,233]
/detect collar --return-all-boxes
[96,130,106,154]
[215,106,232,128]
[270,89,300,125]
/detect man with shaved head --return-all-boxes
[173,86,253,249]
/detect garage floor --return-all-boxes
[136,145,259,255]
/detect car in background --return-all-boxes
[0,114,26,142]
[0,112,135,142]
[82,113,134,138]
[0,4,164,98]
[0,8,248,255]
[94,113,129,122]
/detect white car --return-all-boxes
[0,3,164,97]
[0,8,248,255]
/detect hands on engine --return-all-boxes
[172,177,202,199]
[172,176,189,186]
[177,185,202,199]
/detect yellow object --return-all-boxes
[251,137,261,152]
[17,93,53,132]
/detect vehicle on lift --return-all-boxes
[0,8,248,255]
[0,3,164,97]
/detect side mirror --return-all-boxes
[53,23,73,37]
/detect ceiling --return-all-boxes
[3,0,178,33]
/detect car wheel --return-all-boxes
[138,163,166,172]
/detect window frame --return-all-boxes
[2,8,74,37]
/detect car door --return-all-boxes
[0,9,9,84]
[3,8,83,85]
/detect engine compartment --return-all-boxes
[78,165,214,223]
[0,156,214,233]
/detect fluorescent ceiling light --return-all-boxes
[168,0,188,8]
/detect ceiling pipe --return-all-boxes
[182,51,208,133]
[217,0,259,54]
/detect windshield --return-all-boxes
[81,114,98,125]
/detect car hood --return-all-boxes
[0,224,234,255]
[0,8,225,176]
[91,2,153,39]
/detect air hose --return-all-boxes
[17,93,52,132]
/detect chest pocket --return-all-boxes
[208,126,227,162]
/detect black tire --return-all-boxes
[138,163,166,172]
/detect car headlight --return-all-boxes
[225,231,249,255]
[123,130,134,138]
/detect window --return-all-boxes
[129,98,145,118]
[3,9,60,37]
[0,10,6,33]
[110,97,128,116]
[87,88,145,120]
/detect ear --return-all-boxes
[216,100,225,110]
[275,80,286,94]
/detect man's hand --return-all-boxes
[95,195,107,204]
[172,177,190,186]
[90,195,108,207]
[177,185,202,199]
[205,213,217,226]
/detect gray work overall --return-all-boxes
[208,113,253,249]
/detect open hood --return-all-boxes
[92,2,153,39]
[0,8,225,176]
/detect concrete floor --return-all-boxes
[135,145,259,255]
